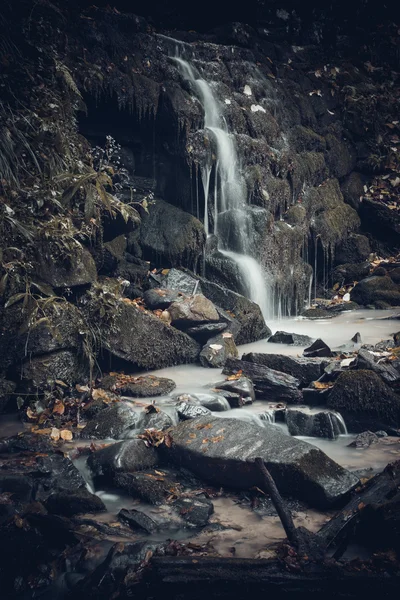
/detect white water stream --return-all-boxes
[173,54,271,319]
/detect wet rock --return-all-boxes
[0,378,16,413]
[350,276,400,307]
[389,267,400,284]
[21,349,89,390]
[223,358,302,403]
[88,295,200,369]
[101,374,176,397]
[87,440,159,479]
[199,333,238,368]
[140,197,205,270]
[375,430,388,438]
[45,489,106,517]
[356,348,400,386]
[168,294,219,327]
[160,268,201,296]
[34,454,87,501]
[118,508,158,533]
[174,393,230,412]
[133,409,175,434]
[300,307,333,319]
[172,496,213,527]
[327,370,400,432]
[143,288,181,310]
[267,331,313,346]
[196,277,271,344]
[348,431,379,448]
[303,338,333,358]
[0,473,35,505]
[114,470,175,505]
[242,353,326,388]
[286,409,346,439]
[82,402,139,440]
[37,242,97,288]
[213,389,243,407]
[165,416,359,508]
[186,322,227,342]
[213,375,255,403]
[176,402,212,420]
[361,198,400,246]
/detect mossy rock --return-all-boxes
[332,262,371,284]
[334,233,371,266]
[325,133,356,179]
[327,370,400,432]
[288,126,326,153]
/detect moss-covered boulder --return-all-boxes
[327,370,400,432]
[140,197,205,270]
[37,242,97,288]
[350,276,400,306]
[334,233,371,266]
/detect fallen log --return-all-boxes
[317,460,400,556]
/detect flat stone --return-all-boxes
[101,374,176,397]
[172,496,213,527]
[82,402,139,440]
[242,353,327,388]
[161,268,202,296]
[168,295,219,327]
[45,489,106,517]
[356,348,400,386]
[143,288,181,310]
[165,416,359,508]
[118,508,158,533]
[268,331,314,346]
[347,431,380,448]
[186,322,227,343]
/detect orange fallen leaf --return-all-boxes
[60,430,73,441]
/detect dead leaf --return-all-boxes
[60,430,73,441]
[50,428,60,441]
[55,379,68,388]
[52,400,65,415]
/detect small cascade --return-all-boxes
[332,411,348,435]
[172,52,271,318]
[259,409,276,425]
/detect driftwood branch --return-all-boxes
[254,457,299,547]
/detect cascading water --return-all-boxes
[172,53,271,319]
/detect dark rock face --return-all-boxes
[37,242,97,288]
[161,268,201,296]
[286,409,346,439]
[0,379,16,413]
[327,370,400,432]
[223,357,302,403]
[334,233,371,266]
[34,454,88,501]
[361,198,400,246]
[118,508,158,533]
[267,331,313,346]
[199,333,238,368]
[172,496,213,527]
[303,338,333,358]
[166,416,359,508]
[98,300,201,369]
[87,440,159,479]
[21,349,89,389]
[140,197,206,270]
[114,471,173,504]
[242,353,326,387]
[350,276,400,307]
[45,489,106,517]
[143,288,181,309]
[332,261,371,284]
[101,374,176,397]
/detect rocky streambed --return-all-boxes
[1,309,400,598]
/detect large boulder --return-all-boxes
[197,277,271,344]
[83,291,200,369]
[350,276,400,307]
[168,295,219,327]
[36,242,97,288]
[286,409,346,439]
[242,353,327,387]
[140,197,205,270]
[223,357,302,402]
[327,370,400,432]
[334,233,371,266]
[165,416,359,508]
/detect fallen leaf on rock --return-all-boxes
[55,380,68,388]
[52,400,65,415]
[26,407,37,420]
[60,430,73,441]
[76,384,90,393]
[313,381,332,389]
[209,344,223,351]
[226,370,243,381]
[50,428,60,441]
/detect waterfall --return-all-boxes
[173,53,270,320]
